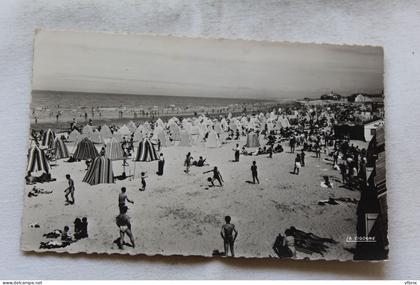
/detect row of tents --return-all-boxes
[27,137,159,186]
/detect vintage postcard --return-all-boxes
[22,30,388,261]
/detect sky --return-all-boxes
[32,30,384,100]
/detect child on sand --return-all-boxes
[233,143,240,162]
[220,216,238,257]
[139,172,148,191]
[64,174,75,205]
[251,161,260,184]
[203,167,224,187]
[293,154,301,175]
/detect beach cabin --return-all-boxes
[364,119,384,142]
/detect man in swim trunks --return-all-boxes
[116,206,135,249]
[220,216,238,257]
[64,174,75,205]
[118,187,134,213]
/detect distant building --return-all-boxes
[320,91,343,100]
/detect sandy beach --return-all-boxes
[21,134,362,260]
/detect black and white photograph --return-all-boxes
[21,29,387,261]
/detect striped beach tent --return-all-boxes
[105,137,124,160]
[41,129,56,148]
[134,138,158,162]
[27,145,50,174]
[73,138,99,160]
[82,156,114,185]
[52,136,69,159]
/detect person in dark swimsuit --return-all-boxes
[220,216,238,257]
[204,166,223,187]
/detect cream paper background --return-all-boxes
[0,0,419,279]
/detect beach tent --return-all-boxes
[133,129,144,142]
[153,127,168,147]
[100,125,113,139]
[68,129,81,142]
[245,131,260,147]
[52,136,69,159]
[105,137,124,160]
[169,123,181,141]
[134,138,158,162]
[127,121,137,133]
[73,138,99,160]
[112,133,123,143]
[179,129,192,147]
[82,156,114,185]
[27,145,50,174]
[90,130,104,144]
[41,129,56,148]
[206,130,220,148]
[117,125,131,137]
[82,125,93,137]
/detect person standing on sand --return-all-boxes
[293,154,301,175]
[233,143,240,162]
[289,136,296,153]
[116,206,135,249]
[139,172,148,191]
[251,161,260,184]
[118,187,134,213]
[64,174,75,205]
[203,166,224,187]
[184,152,193,174]
[300,150,306,167]
[220,216,238,257]
[156,153,165,176]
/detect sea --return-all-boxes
[31,90,275,110]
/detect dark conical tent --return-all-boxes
[27,145,50,174]
[52,136,69,159]
[41,129,56,148]
[134,138,158,162]
[73,137,99,160]
[82,156,114,185]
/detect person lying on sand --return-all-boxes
[220,216,238,257]
[203,167,224,187]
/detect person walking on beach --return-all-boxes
[64,174,75,205]
[204,166,224,187]
[251,161,260,184]
[293,154,301,175]
[233,143,240,162]
[116,206,135,249]
[118,187,134,213]
[220,216,238,257]
[184,152,193,174]
[156,153,165,176]
[139,172,148,191]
